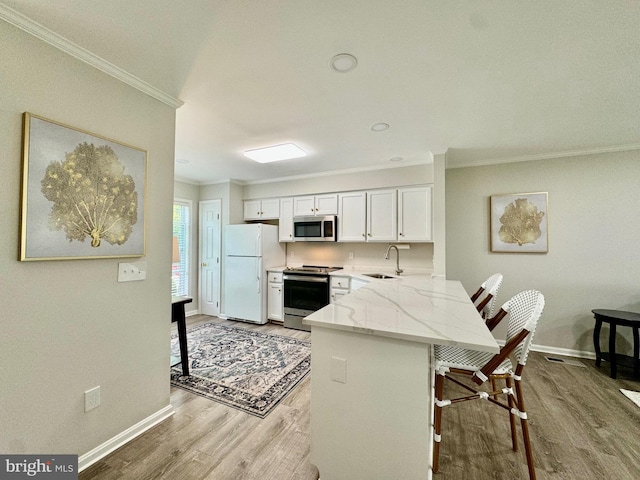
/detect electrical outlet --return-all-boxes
[348,251,354,260]
[330,357,347,384]
[85,386,101,412]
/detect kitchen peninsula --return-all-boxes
[303,274,499,480]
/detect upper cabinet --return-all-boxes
[243,198,280,220]
[398,186,432,242]
[338,185,432,243]
[293,194,338,217]
[367,189,397,242]
[338,191,367,242]
[279,197,294,242]
[244,185,432,243]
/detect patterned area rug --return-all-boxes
[620,389,640,408]
[170,322,311,418]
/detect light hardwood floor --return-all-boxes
[80,315,640,480]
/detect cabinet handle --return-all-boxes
[399,232,404,236]
[367,233,372,237]
[289,234,292,238]
[278,289,281,292]
[362,233,365,237]
[315,208,318,211]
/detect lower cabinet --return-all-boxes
[330,275,350,303]
[267,271,283,322]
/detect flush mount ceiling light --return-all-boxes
[389,156,404,162]
[370,122,390,132]
[330,53,358,73]
[175,158,189,164]
[244,143,307,163]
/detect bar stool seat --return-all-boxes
[591,309,640,379]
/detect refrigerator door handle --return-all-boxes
[256,260,261,294]
[256,233,261,256]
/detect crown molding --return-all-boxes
[0,3,183,109]
[445,143,640,169]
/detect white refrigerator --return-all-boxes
[223,223,285,324]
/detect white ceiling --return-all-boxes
[3,1,640,185]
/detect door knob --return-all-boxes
[202,262,208,267]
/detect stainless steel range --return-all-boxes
[283,265,340,331]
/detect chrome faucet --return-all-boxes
[384,245,403,275]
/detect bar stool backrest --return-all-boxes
[503,290,545,366]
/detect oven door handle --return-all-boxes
[283,275,329,283]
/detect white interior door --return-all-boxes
[199,199,221,316]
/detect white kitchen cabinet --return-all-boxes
[338,191,367,242]
[243,198,280,220]
[279,197,294,242]
[267,271,284,322]
[398,185,433,242]
[367,189,397,242]
[294,194,338,217]
[330,275,350,303]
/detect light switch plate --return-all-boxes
[118,261,147,282]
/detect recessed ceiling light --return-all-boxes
[370,123,390,132]
[244,143,307,163]
[330,53,358,73]
[175,158,189,164]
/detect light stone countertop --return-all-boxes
[266,265,288,272]
[304,274,500,353]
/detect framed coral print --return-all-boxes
[19,113,147,261]
[490,192,548,253]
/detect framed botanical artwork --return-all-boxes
[19,113,147,261]
[490,192,548,253]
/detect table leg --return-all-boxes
[173,304,190,376]
[633,327,639,378]
[593,319,602,367]
[609,323,617,379]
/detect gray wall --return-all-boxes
[445,152,640,356]
[0,21,176,456]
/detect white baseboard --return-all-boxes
[495,339,596,360]
[531,343,596,360]
[78,404,175,472]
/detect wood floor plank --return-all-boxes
[80,315,640,480]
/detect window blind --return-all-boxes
[172,201,190,296]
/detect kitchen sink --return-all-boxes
[363,273,395,279]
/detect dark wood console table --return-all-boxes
[592,309,640,379]
[172,295,193,376]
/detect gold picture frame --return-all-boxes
[490,192,548,253]
[19,113,147,261]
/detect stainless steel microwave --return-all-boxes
[293,215,337,241]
